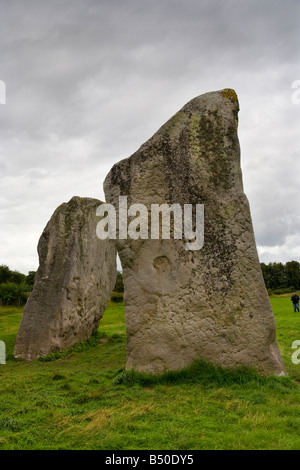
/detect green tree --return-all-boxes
[0,265,26,285]
[9,270,26,285]
[26,271,36,289]
[0,265,34,305]
[0,282,29,306]
[260,260,300,292]
[260,263,272,289]
[260,262,285,289]
[271,262,287,289]
[285,261,300,290]
[114,271,124,293]
[0,265,11,284]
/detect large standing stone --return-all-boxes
[104,89,285,376]
[14,196,116,361]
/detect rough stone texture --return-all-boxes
[104,88,285,376]
[14,196,117,361]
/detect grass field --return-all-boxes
[0,296,299,450]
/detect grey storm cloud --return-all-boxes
[0,0,299,273]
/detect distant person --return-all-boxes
[291,293,300,312]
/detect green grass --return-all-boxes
[269,294,300,381]
[0,296,299,450]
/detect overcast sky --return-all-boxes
[0,0,299,275]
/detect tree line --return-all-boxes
[0,261,299,306]
[260,261,300,294]
[0,265,36,306]
[87,263,300,296]
[0,265,125,306]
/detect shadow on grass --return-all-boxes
[36,332,125,362]
[112,359,297,392]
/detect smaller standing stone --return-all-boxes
[14,196,117,361]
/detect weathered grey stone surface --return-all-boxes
[14,196,117,361]
[104,88,285,376]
